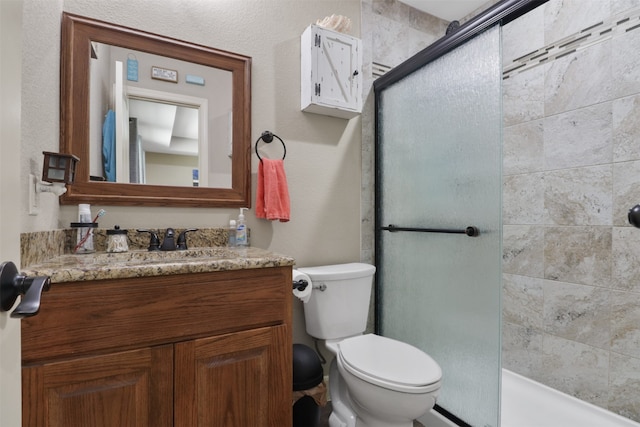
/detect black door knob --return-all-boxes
[0,261,51,318]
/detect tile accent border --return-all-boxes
[504,6,640,79]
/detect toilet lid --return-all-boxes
[338,334,442,393]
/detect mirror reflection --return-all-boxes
[128,99,199,186]
[90,42,233,188]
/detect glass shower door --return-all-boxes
[376,26,502,427]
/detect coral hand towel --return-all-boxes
[256,159,290,222]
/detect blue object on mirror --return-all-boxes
[102,109,116,182]
[127,57,138,81]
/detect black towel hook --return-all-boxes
[255,131,286,162]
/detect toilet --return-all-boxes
[297,263,442,427]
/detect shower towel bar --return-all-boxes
[380,224,479,237]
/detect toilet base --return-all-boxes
[351,404,416,427]
[328,357,431,427]
[328,359,357,427]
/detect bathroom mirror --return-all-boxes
[60,12,251,207]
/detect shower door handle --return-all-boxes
[381,224,479,237]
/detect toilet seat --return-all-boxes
[338,334,442,394]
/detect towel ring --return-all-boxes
[255,131,286,161]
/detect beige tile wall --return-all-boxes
[502,0,640,421]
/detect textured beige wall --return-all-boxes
[20,0,362,345]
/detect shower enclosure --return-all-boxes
[375,0,640,424]
[374,1,541,426]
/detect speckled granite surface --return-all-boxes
[20,229,70,268]
[21,227,232,268]
[20,228,292,284]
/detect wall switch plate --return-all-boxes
[28,174,39,216]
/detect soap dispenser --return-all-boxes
[236,208,248,247]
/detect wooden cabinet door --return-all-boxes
[175,325,292,427]
[22,345,173,427]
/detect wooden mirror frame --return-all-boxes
[60,13,251,207]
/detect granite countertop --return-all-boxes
[22,247,295,284]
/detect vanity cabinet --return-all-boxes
[21,266,292,427]
[301,24,362,119]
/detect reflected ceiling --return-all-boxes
[128,99,199,156]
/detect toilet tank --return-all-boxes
[297,263,376,340]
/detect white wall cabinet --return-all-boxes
[301,24,362,119]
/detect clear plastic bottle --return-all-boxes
[235,208,248,247]
[228,219,237,247]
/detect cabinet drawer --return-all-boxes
[22,266,292,364]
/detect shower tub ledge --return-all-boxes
[501,369,640,427]
[418,369,640,427]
